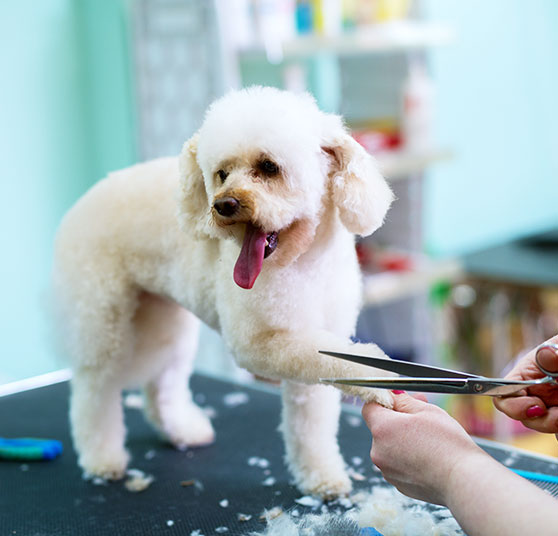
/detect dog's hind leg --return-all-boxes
[67,289,138,480]
[71,369,131,479]
[136,293,215,450]
[280,381,351,498]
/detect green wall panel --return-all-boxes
[0,0,137,382]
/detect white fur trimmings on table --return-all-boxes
[248,487,463,536]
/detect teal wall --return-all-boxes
[0,0,136,382]
[424,0,558,256]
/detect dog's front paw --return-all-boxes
[80,448,130,481]
[341,384,394,408]
[288,452,353,499]
[362,387,394,408]
[297,467,352,499]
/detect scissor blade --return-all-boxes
[319,350,480,379]
[320,377,471,394]
[320,377,541,396]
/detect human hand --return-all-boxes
[493,335,558,434]
[362,392,484,506]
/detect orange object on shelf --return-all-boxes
[353,129,402,154]
[356,242,413,272]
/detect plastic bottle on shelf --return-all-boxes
[312,0,342,36]
[254,0,296,63]
[295,0,313,34]
[401,55,435,154]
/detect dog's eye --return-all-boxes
[258,159,279,176]
[217,170,228,183]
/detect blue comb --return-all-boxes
[512,468,558,496]
[0,438,63,461]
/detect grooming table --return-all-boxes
[1,373,558,535]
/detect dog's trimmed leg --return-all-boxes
[281,381,351,498]
[137,296,215,449]
[231,330,390,496]
[70,371,129,480]
[232,328,395,407]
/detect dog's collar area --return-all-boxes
[264,231,278,258]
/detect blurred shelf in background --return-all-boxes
[377,147,453,180]
[239,21,455,62]
[362,256,463,306]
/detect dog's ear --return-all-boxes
[178,133,212,239]
[322,117,394,237]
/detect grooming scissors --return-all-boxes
[319,343,558,397]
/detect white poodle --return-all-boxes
[53,86,395,498]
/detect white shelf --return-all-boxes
[376,148,453,180]
[362,257,463,306]
[239,21,455,62]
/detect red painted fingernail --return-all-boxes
[526,405,546,418]
[392,390,406,394]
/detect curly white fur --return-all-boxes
[52,86,395,496]
[251,487,463,536]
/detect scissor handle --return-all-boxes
[535,343,558,378]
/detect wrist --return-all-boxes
[443,444,489,507]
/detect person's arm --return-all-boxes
[362,393,558,536]
[445,447,557,536]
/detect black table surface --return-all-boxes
[2,373,558,536]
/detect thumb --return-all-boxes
[391,391,429,414]
[537,343,558,374]
[362,400,392,423]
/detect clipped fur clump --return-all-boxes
[356,487,463,536]
[250,512,360,536]
[248,487,463,536]
[53,86,395,496]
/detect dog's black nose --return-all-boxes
[213,197,239,217]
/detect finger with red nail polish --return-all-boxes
[526,405,547,419]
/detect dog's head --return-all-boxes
[179,86,393,290]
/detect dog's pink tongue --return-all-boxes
[233,223,267,289]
